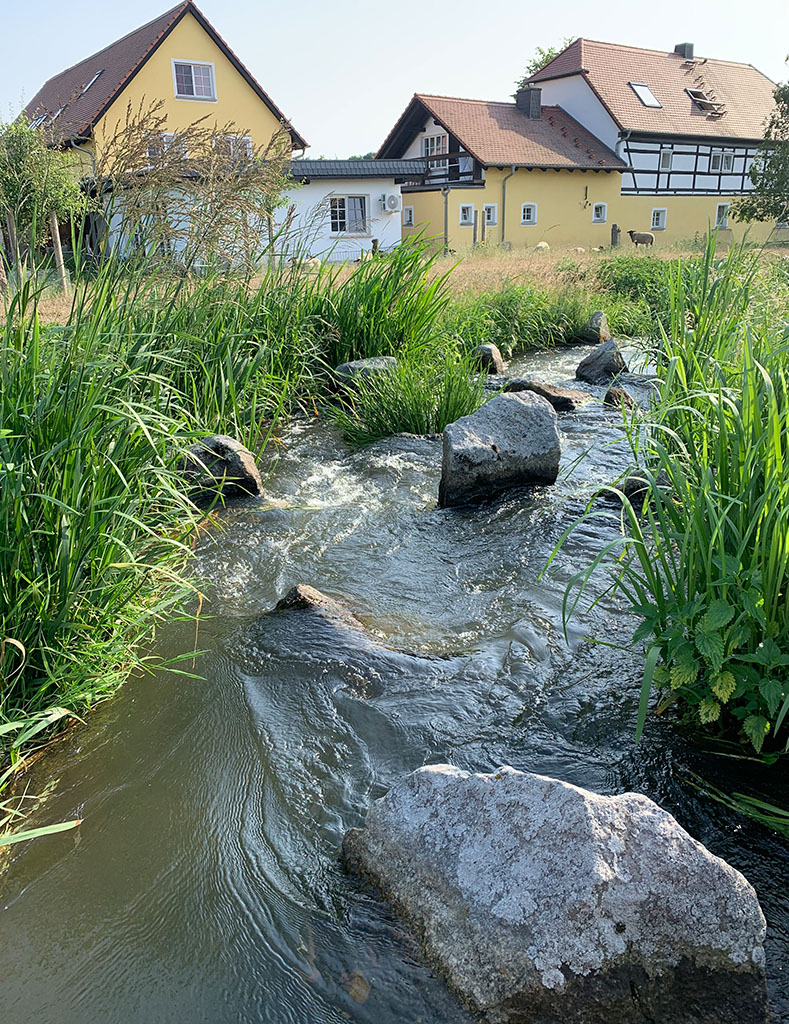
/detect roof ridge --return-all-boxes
[580,37,765,70]
[416,92,563,111]
[38,2,188,86]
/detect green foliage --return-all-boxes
[0,119,86,231]
[513,38,575,94]
[734,78,789,223]
[557,237,789,757]
[331,347,488,446]
[596,254,677,310]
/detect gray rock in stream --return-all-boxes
[343,764,768,1024]
[504,378,591,412]
[579,310,612,343]
[473,343,505,375]
[178,434,263,503]
[575,339,628,385]
[438,392,560,508]
[334,356,397,387]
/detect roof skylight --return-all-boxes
[629,82,662,108]
[80,70,104,95]
[29,114,48,129]
[686,87,719,111]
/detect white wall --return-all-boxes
[535,77,621,152]
[277,178,405,261]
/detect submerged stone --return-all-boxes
[438,392,560,508]
[575,339,628,385]
[504,378,591,412]
[343,765,768,1024]
[179,434,263,503]
[604,385,637,410]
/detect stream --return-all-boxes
[1,344,787,1023]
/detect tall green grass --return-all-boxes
[558,237,789,757]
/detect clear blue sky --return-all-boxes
[2,0,787,156]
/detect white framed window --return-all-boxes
[459,203,474,226]
[629,82,662,108]
[651,208,667,231]
[521,203,537,225]
[715,203,730,228]
[710,149,734,173]
[423,133,448,169]
[148,133,189,160]
[483,204,498,227]
[402,205,414,228]
[329,196,368,234]
[172,60,216,100]
[213,135,253,161]
[592,202,607,223]
[659,148,673,171]
[687,87,717,111]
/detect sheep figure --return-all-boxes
[628,230,655,247]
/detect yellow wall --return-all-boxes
[403,168,780,250]
[93,11,287,157]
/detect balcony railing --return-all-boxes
[421,152,483,185]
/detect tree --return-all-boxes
[513,38,575,95]
[734,77,789,224]
[348,152,376,161]
[0,119,86,293]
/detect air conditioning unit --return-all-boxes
[381,193,402,213]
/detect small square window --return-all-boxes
[592,203,607,224]
[403,206,414,228]
[659,149,672,171]
[629,82,662,108]
[651,208,667,231]
[483,204,497,226]
[521,203,537,225]
[716,203,730,228]
[173,61,216,100]
[710,150,734,173]
[459,204,474,226]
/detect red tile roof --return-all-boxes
[378,94,625,170]
[530,39,776,140]
[23,1,306,149]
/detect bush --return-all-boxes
[596,254,677,311]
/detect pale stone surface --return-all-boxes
[504,378,592,412]
[334,356,397,386]
[179,434,263,502]
[473,343,505,375]
[576,339,628,384]
[580,310,612,343]
[438,392,560,508]
[343,765,768,1024]
[534,241,550,252]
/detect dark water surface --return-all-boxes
[1,346,787,1023]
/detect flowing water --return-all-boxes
[1,346,787,1023]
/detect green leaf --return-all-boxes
[0,818,82,848]
[712,671,736,703]
[699,699,721,724]
[636,646,661,743]
[700,599,734,632]
[759,676,785,718]
[743,715,771,754]
[694,629,724,671]
[670,651,699,689]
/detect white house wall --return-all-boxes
[278,179,405,261]
[533,76,621,152]
[621,138,757,195]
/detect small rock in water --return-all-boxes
[334,356,397,387]
[178,434,263,503]
[504,378,591,412]
[473,343,505,375]
[576,339,627,384]
[343,765,768,1024]
[438,392,560,508]
[604,385,637,410]
[579,310,612,343]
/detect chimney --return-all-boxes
[516,86,542,119]
[674,42,694,60]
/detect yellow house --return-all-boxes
[378,92,627,252]
[23,0,306,173]
[379,40,784,250]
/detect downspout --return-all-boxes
[615,130,632,162]
[501,165,516,246]
[441,185,450,250]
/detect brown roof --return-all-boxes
[23,1,306,149]
[377,94,625,170]
[530,39,776,140]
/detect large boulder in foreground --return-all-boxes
[334,355,397,387]
[576,339,627,384]
[438,392,560,508]
[344,765,768,1024]
[179,434,263,502]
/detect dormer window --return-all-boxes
[80,70,103,96]
[173,60,216,100]
[686,88,718,111]
[629,82,662,108]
